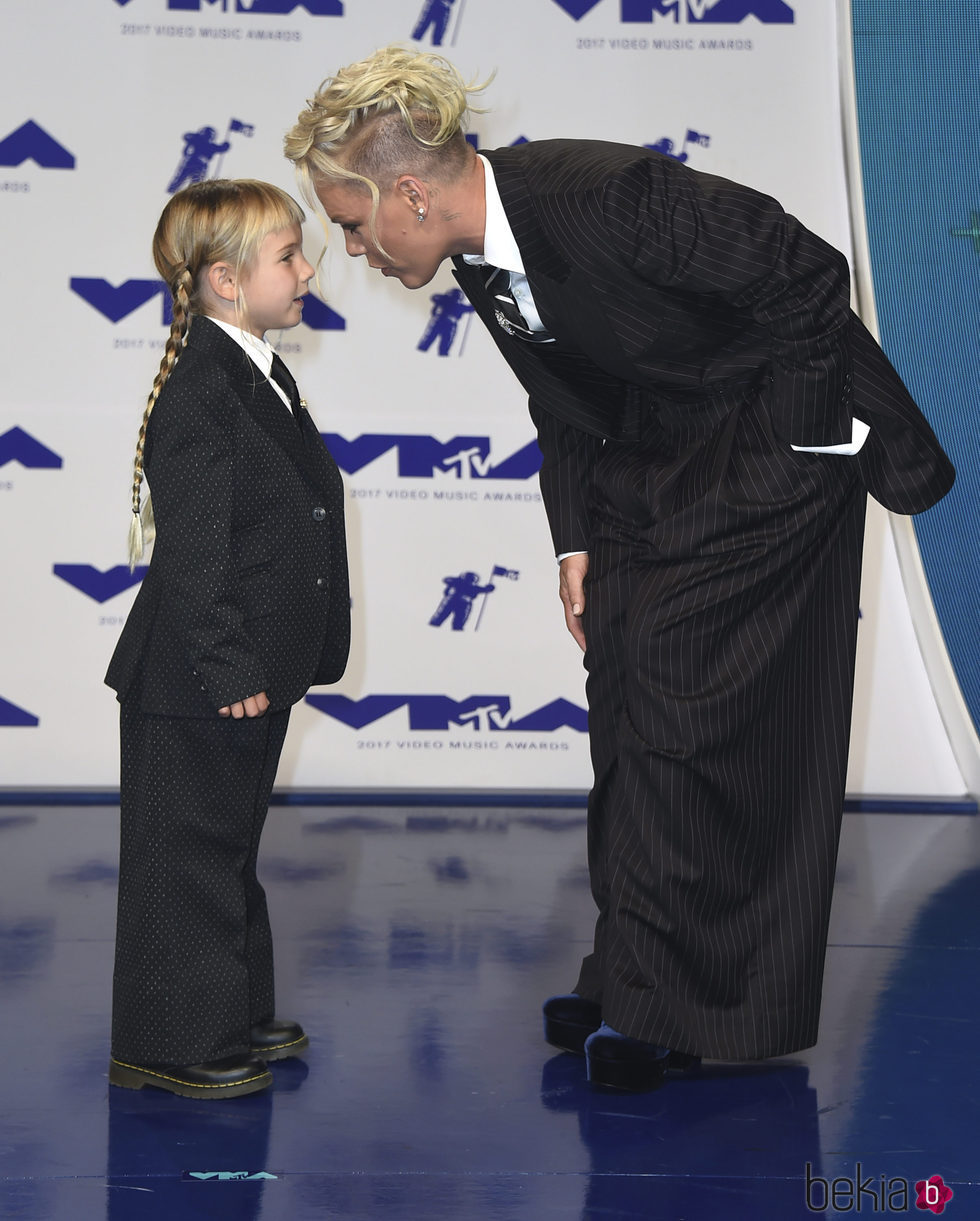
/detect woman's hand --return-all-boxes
[219,691,270,719]
[559,553,589,652]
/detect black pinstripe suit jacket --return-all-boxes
[452,140,954,554]
[105,316,350,716]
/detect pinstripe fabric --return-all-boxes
[453,141,952,544]
[575,402,865,1058]
[452,140,952,1060]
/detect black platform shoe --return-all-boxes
[584,1024,702,1092]
[109,1053,272,1098]
[250,1018,310,1061]
[543,994,603,1055]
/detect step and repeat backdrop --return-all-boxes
[0,0,970,796]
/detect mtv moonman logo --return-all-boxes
[429,565,520,632]
[166,118,254,194]
[411,0,461,45]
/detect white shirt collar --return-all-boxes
[462,155,525,274]
[205,316,276,378]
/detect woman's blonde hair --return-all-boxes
[128,178,304,568]
[284,44,488,249]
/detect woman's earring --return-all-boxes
[417,208,426,223]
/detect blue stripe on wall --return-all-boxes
[851,2,980,740]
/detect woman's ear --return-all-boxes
[395,175,429,219]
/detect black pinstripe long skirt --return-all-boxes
[573,393,867,1059]
[111,704,290,1065]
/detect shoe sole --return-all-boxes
[544,1015,600,1056]
[108,1059,273,1099]
[587,1054,667,1091]
[252,1034,310,1062]
[585,1050,702,1091]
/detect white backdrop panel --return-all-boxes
[0,0,965,795]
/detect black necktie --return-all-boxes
[480,264,554,344]
[270,353,302,423]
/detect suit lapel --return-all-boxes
[477,147,638,376]
[186,317,328,496]
[480,147,571,284]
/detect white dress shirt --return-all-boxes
[462,156,551,334]
[207,316,294,414]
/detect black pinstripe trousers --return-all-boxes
[111,704,290,1065]
[573,393,866,1060]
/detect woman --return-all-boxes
[284,46,953,1091]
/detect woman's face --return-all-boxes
[314,180,446,290]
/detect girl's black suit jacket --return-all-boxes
[106,316,350,716]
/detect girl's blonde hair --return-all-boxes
[128,178,304,568]
[284,44,488,251]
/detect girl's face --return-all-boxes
[239,224,314,337]
[315,181,446,291]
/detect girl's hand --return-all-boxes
[219,691,270,719]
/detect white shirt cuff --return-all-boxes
[791,418,871,456]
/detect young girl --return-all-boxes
[105,179,350,1098]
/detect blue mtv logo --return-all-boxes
[0,428,63,470]
[430,565,519,632]
[0,696,39,727]
[166,118,254,195]
[182,1172,279,1182]
[465,133,529,151]
[325,435,541,479]
[0,121,75,169]
[70,279,169,324]
[116,1,343,12]
[417,288,474,357]
[306,694,587,732]
[53,565,147,603]
[300,297,346,331]
[69,279,345,330]
[411,0,462,46]
[553,0,792,20]
[647,128,710,163]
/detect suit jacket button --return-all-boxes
[312,507,326,521]
[316,577,326,588]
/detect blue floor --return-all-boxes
[0,801,977,1219]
